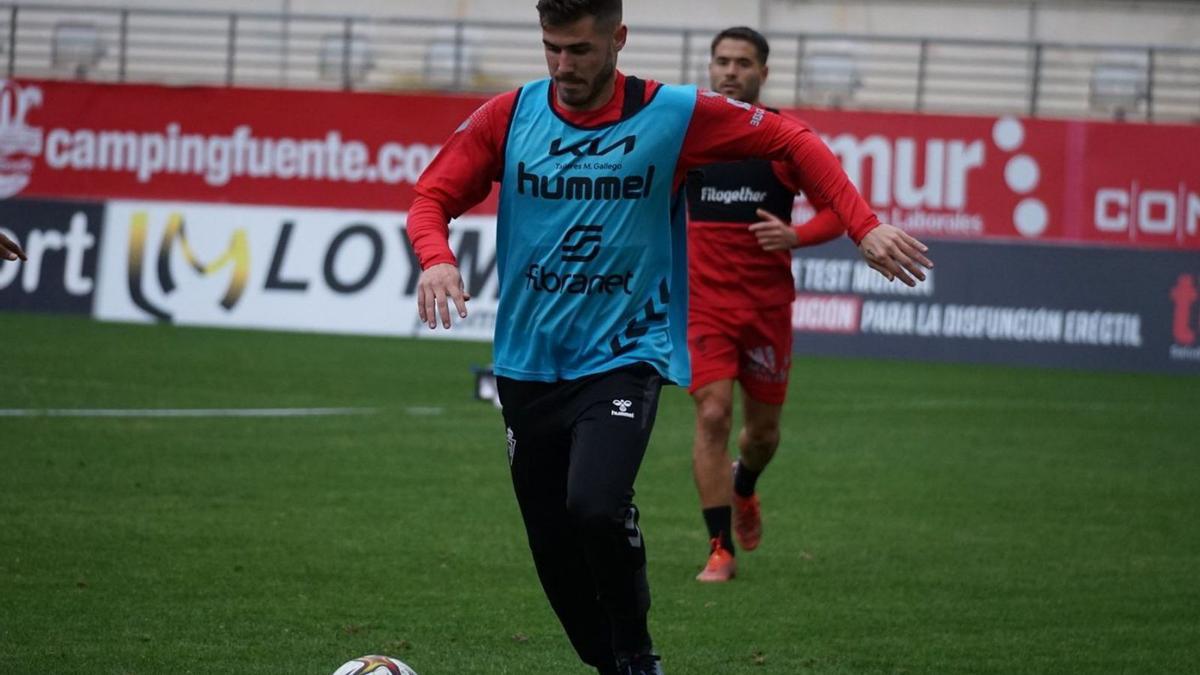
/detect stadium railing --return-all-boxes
[3,2,1198,122]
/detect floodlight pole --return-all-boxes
[341,17,353,91]
[916,39,929,111]
[1028,42,1043,117]
[280,0,291,85]
[680,30,691,86]
[118,9,129,82]
[793,35,805,107]
[226,13,238,86]
[6,6,16,78]
[453,21,465,90]
[1146,47,1155,122]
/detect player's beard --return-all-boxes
[556,48,617,109]
[719,77,762,105]
[739,78,762,105]
[715,71,763,104]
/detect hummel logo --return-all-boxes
[611,399,635,419]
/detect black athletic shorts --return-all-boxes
[496,362,663,510]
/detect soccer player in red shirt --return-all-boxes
[686,27,846,582]
[408,3,931,672]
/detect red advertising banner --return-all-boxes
[1,78,491,212]
[797,109,1200,250]
[3,78,1198,249]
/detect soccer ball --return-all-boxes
[332,655,418,675]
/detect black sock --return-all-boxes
[733,460,762,498]
[702,506,735,555]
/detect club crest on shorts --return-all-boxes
[611,399,635,419]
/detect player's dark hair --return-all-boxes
[536,0,622,28]
[711,26,770,65]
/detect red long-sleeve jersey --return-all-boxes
[406,72,879,271]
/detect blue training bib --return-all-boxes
[493,78,696,384]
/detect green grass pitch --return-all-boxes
[1,313,1198,674]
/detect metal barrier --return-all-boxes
[3,3,1198,122]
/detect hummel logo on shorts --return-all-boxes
[611,399,635,419]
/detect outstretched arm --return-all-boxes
[680,95,932,285]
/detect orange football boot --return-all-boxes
[695,537,736,582]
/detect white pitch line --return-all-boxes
[0,407,377,418]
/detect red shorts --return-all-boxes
[687,303,793,405]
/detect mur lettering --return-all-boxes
[822,133,985,210]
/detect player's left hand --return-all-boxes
[749,208,799,251]
[1,232,27,261]
[858,223,933,287]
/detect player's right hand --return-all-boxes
[858,223,933,287]
[1,232,27,262]
[416,262,471,329]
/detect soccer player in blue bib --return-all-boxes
[407,1,932,672]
